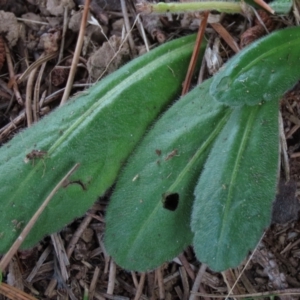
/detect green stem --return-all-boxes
[137,1,243,14]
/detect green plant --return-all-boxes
[105,26,300,271]
[136,0,292,15]
[0,34,203,253]
[0,26,299,272]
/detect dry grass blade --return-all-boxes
[17,52,58,84]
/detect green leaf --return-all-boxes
[105,79,231,271]
[0,34,203,253]
[270,0,292,14]
[191,99,279,271]
[210,26,300,106]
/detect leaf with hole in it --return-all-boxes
[105,79,231,272]
[210,26,300,106]
[0,34,203,253]
[191,99,279,271]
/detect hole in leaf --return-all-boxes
[162,192,179,211]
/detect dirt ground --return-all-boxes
[0,0,300,299]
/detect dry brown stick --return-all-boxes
[222,269,243,297]
[181,11,209,96]
[58,6,69,63]
[178,252,195,280]
[225,233,265,300]
[89,266,101,299]
[66,211,95,258]
[26,245,52,282]
[51,233,70,281]
[0,163,80,272]
[0,282,38,300]
[120,0,136,56]
[189,263,207,300]
[131,271,139,288]
[60,0,90,105]
[4,42,24,106]
[156,266,165,299]
[134,273,146,300]
[107,259,116,295]
[0,110,25,141]
[279,111,290,181]
[192,288,300,298]
[179,266,190,300]
[136,14,150,52]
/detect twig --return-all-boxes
[136,14,150,52]
[60,0,90,105]
[51,233,70,281]
[120,0,136,56]
[189,263,207,300]
[131,271,139,288]
[0,282,38,300]
[179,266,190,300]
[107,259,116,295]
[192,288,300,298]
[0,163,80,272]
[4,42,24,106]
[279,111,290,181]
[156,267,165,299]
[26,245,52,282]
[58,6,69,63]
[182,11,208,95]
[89,266,101,299]
[66,211,95,258]
[134,273,146,300]
[178,252,195,280]
[0,110,25,142]
[225,233,265,300]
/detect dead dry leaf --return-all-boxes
[0,10,20,47]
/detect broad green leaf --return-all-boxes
[270,0,292,14]
[191,99,279,271]
[210,26,300,106]
[105,79,231,272]
[0,34,204,253]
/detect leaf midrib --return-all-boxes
[216,105,259,264]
